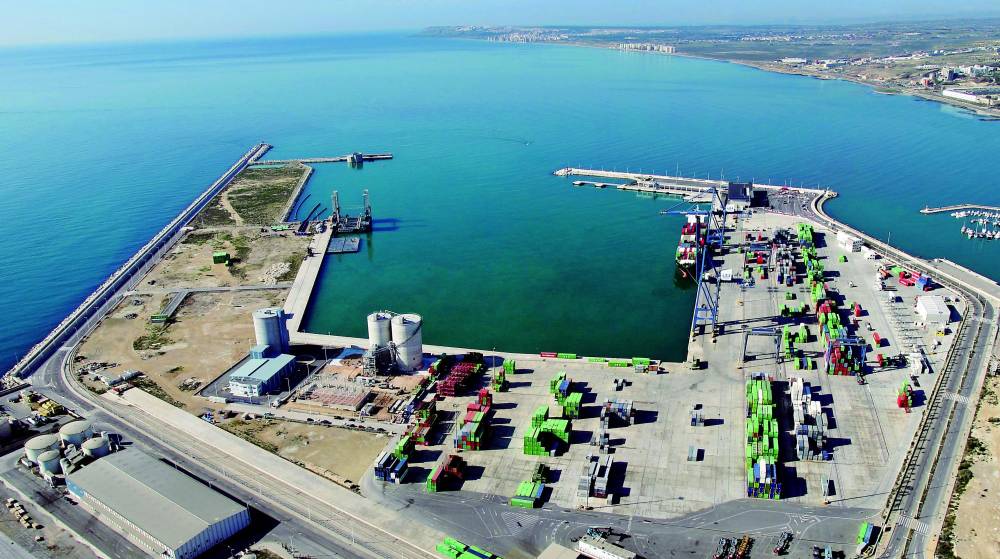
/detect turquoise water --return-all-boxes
[1,34,998,369]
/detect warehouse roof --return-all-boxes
[67,450,246,550]
[917,295,950,320]
[229,353,295,385]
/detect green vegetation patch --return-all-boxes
[133,325,172,351]
[228,166,305,225]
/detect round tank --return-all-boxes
[82,437,111,459]
[24,434,60,464]
[59,420,93,447]
[367,312,392,349]
[37,450,61,475]
[253,307,287,351]
[0,417,12,441]
[390,313,423,372]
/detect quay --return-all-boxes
[555,167,829,195]
[255,152,393,166]
[3,143,272,380]
[920,203,1000,214]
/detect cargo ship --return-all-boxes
[675,214,706,275]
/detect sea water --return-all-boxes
[0,33,997,368]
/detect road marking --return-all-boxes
[499,511,541,536]
[896,514,931,535]
[943,392,973,406]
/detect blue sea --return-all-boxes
[0,33,997,369]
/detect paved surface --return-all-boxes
[0,455,146,559]
[809,191,999,558]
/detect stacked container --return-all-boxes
[374,451,408,484]
[509,481,545,508]
[425,454,465,493]
[746,376,781,499]
[437,361,483,397]
[561,392,582,419]
[407,398,438,445]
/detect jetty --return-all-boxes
[255,153,393,166]
[920,203,1000,214]
[4,143,272,380]
[554,167,828,195]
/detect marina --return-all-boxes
[935,207,1000,240]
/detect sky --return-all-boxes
[1,0,999,47]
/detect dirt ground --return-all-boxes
[141,229,308,290]
[952,375,1000,559]
[75,290,287,411]
[224,419,388,483]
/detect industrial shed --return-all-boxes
[66,450,249,559]
[916,295,950,327]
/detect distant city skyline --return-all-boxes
[2,0,1000,47]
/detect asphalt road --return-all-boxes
[363,466,875,559]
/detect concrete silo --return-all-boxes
[390,314,423,372]
[253,307,289,352]
[367,312,392,349]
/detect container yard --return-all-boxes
[365,207,969,522]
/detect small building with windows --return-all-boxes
[227,348,296,398]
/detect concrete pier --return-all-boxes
[920,203,1000,214]
[555,167,828,195]
[284,226,333,337]
[255,153,393,166]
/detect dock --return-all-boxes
[284,226,333,337]
[254,153,393,166]
[920,203,1000,214]
[328,237,361,254]
[554,167,828,195]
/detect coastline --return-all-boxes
[477,37,1000,119]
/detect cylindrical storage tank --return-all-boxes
[252,307,287,352]
[390,313,423,372]
[82,437,111,459]
[367,312,392,349]
[59,420,93,447]
[37,450,62,475]
[0,417,12,441]
[24,434,60,464]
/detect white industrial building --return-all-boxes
[66,450,250,559]
[836,231,862,252]
[916,295,950,327]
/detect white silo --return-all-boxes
[253,307,288,352]
[37,450,62,475]
[24,434,60,464]
[82,437,111,459]
[367,312,392,349]
[59,420,93,447]
[390,313,423,372]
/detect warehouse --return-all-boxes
[66,450,250,559]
